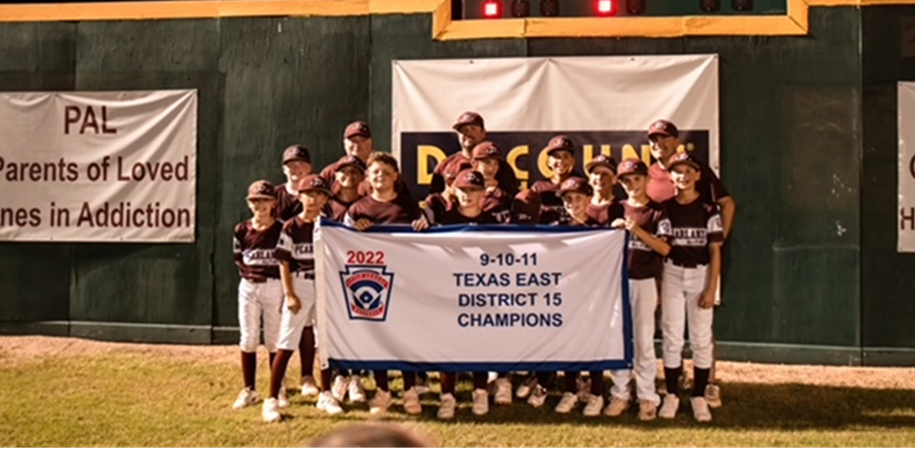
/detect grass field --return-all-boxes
[2,336,915,447]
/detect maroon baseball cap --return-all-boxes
[344,121,371,139]
[616,158,649,177]
[545,135,575,156]
[335,155,367,173]
[453,169,486,190]
[558,177,594,197]
[666,152,701,171]
[296,174,333,196]
[472,141,502,160]
[452,111,485,131]
[282,145,312,165]
[585,154,617,174]
[443,162,473,186]
[512,190,542,224]
[246,180,276,200]
[647,120,679,138]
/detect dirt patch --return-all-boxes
[2,336,915,390]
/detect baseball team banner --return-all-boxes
[0,90,197,242]
[899,82,915,252]
[315,219,632,372]
[392,55,719,199]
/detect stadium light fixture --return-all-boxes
[511,0,531,17]
[625,0,646,15]
[541,0,559,17]
[700,0,720,12]
[732,0,753,11]
[483,0,503,18]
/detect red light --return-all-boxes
[596,0,618,16]
[483,0,503,18]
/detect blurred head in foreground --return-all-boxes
[308,423,434,448]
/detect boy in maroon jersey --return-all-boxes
[429,112,518,195]
[344,152,427,415]
[326,155,367,222]
[586,154,624,226]
[421,161,471,225]
[431,169,499,420]
[275,145,313,221]
[471,141,513,223]
[606,158,670,421]
[530,135,580,224]
[655,152,723,423]
[262,175,340,421]
[232,180,284,410]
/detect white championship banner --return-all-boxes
[0,90,197,242]
[392,55,719,195]
[899,82,915,252]
[315,219,633,372]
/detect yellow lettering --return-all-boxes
[537,146,553,179]
[622,144,639,160]
[507,145,530,187]
[640,144,652,164]
[582,145,611,167]
[417,145,446,186]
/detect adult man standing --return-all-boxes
[320,121,374,185]
[645,119,736,409]
[429,112,518,195]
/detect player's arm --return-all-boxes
[279,260,301,313]
[629,222,671,257]
[232,229,245,269]
[700,242,722,309]
[717,196,736,239]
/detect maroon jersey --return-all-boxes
[658,197,724,267]
[440,207,499,225]
[344,193,420,225]
[233,220,283,281]
[430,152,519,194]
[483,186,512,224]
[621,200,666,280]
[320,161,372,197]
[275,217,316,273]
[326,196,358,222]
[274,183,302,221]
[586,201,624,226]
[647,160,730,205]
[530,179,566,225]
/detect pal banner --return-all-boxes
[392,55,719,199]
[900,82,915,252]
[0,90,197,242]
[315,219,632,372]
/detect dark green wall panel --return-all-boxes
[861,6,915,349]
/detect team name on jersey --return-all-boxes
[629,238,651,252]
[242,249,278,266]
[293,243,314,258]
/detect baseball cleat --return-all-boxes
[659,394,680,419]
[603,397,630,417]
[638,400,658,421]
[277,387,289,408]
[317,391,344,415]
[437,393,457,420]
[516,377,537,399]
[704,384,722,408]
[233,387,259,410]
[331,375,348,402]
[300,376,319,397]
[262,397,281,422]
[403,387,422,415]
[690,396,712,422]
[348,375,367,403]
[369,389,392,415]
[527,385,548,408]
[472,388,489,416]
[582,394,604,417]
[494,378,513,405]
[554,392,579,414]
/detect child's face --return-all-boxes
[335,166,365,189]
[472,158,500,181]
[298,191,329,216]
[548,151,575,177]
[588,166,616,194]
[343,136,373,161]
[455,186,484,209]
[283,160,311,184]
[367,162,398,192]
[247,198,275,216]
[670,165,699,191]
[619,173,648,198]
[562,192,590,218]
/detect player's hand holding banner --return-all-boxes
[315,219,632,372]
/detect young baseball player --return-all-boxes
[430,169,500,419]
[276,145,313,221]
[232,180,284,410]
[656,152,723,423]
[421,161,472,225]
[262,175,340,422]
[607,158,669,421]
[326,155,367,222]
[344,152,426,416]
[471,141,513,224]
[530,135,580,225]
[646,120,734,407]
[429,112,518,195]
[586,154,624,225]
[320,121,374,195]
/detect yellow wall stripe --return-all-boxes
[1,0,914,39]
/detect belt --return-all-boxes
[245,277,277,284]
[293,271,315,279]
[667,260,707,269]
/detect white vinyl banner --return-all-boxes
[392,55,719,195]
[0,90,197,242]
[315,220,632,371]
[899,82,915,252]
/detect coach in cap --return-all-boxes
[429,112,519,196]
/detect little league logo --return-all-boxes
[339,266,395,321]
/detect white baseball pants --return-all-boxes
[277,276,317,351]
[661,262,714,370]
[237,278,283,353]
[610,277,661,404]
